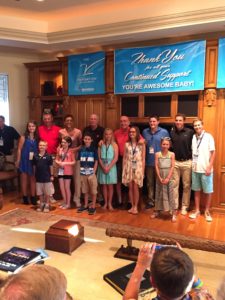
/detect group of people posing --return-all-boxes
[0,112,215,220]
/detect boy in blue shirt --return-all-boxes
[77,133,98,215]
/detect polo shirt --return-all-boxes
[170,126,194,161]
[114,127,130,157]
[77,146,98,176]
[0,125,20,155]
[142,126,169,166]
[38,125,61,155]
[83,126,104,149]
[192,131,215,173]
[33,153,53,182]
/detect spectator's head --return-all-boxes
[193,118,204,136]
[38,140,48,152]
[175,113,186,130]
[83,132,93,147]
[120,116,130,130]
[64,115,74,129]
[42,112,54,128]
[150,247,194,299]
[129,126,141,142]
[24,120,38,139]
[217,276,225,300]
[0,264,68,300]
[61,136,72,148]
[0,116,5,129]
[149,115,160,131]
[89,114,99,129]
[103,128,114,144]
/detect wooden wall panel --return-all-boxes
[205,42,218,88]
[106,51,114,93]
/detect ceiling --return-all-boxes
[1,0,225,55]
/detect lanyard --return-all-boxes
[131,142,137,157]
[196,133,205,150]
[105,144,110,159]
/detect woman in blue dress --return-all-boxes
[97,128,118,210]
[16,121,38,205]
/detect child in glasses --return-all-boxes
[152,137,176,222]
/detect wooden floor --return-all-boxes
[0,191,225,242]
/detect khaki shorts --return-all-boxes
[80,174,97,195]
[36,182,54,196]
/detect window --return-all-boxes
[121,96,139,117]
[177,94,198,116]
[144,95,171,117]
[0,74,9,124]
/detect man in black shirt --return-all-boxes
[0,115,20,156]
[83,114,104,149]
[170,113,194,215]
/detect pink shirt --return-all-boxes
[38,125,61,155]
[56,148,74,175]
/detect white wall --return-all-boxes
[0,50,51,134]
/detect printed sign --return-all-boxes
[114,40,206,94]
[68,51,105,95]
[217,38,225,88]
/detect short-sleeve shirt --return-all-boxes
[33,153,53,182]
[38,125,61,155]
[114,128,130,157]
[0,125,20,155]
[77,146,98,176]
[142,126,169,166]
[192,131,215,173]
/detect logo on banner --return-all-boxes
[68,52,105,95]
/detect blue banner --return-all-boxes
[68,51,105,95]
[217,38,225,88]
[114,40,206,94]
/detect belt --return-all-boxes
[176,158,190,162]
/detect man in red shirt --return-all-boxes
[38,112,61,156]
[114,116,130,206]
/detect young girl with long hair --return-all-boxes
[97,128,118,210]
[152,137,176,222]
[55,136,75,209]
[122,126,145,214]
[16,120,39,205]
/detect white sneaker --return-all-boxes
[189,210,200,219]
[205,211,213,222]
[50,196,57,204]
[181,207,188,216]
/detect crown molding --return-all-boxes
[1,6,225,50]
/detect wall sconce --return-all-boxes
[45,220,84,255]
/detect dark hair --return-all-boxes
[83,132,93,140]
[151,247,194,299]
[129,126,141,142]
[0,116,5,121]
[175,113,186,121]
[24,120,39,141]
[63,114,74,122]
[61,136,72,147]
[149,115,159,121]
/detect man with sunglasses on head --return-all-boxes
[170,113,194,215]
[142,115,169,209]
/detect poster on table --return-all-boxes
[68,51,105,95]
[217,38,225,88]
[114,40,206,94]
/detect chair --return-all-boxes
[0,152,19,197]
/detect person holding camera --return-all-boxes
[123,243,213,300]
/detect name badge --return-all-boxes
[149,147,154,154]
[58,168,64,176]
[192,154,198,171]
[0,138,4,146]
[103,159,108,165]
[132,160,137,170]
[29,152,34,160]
